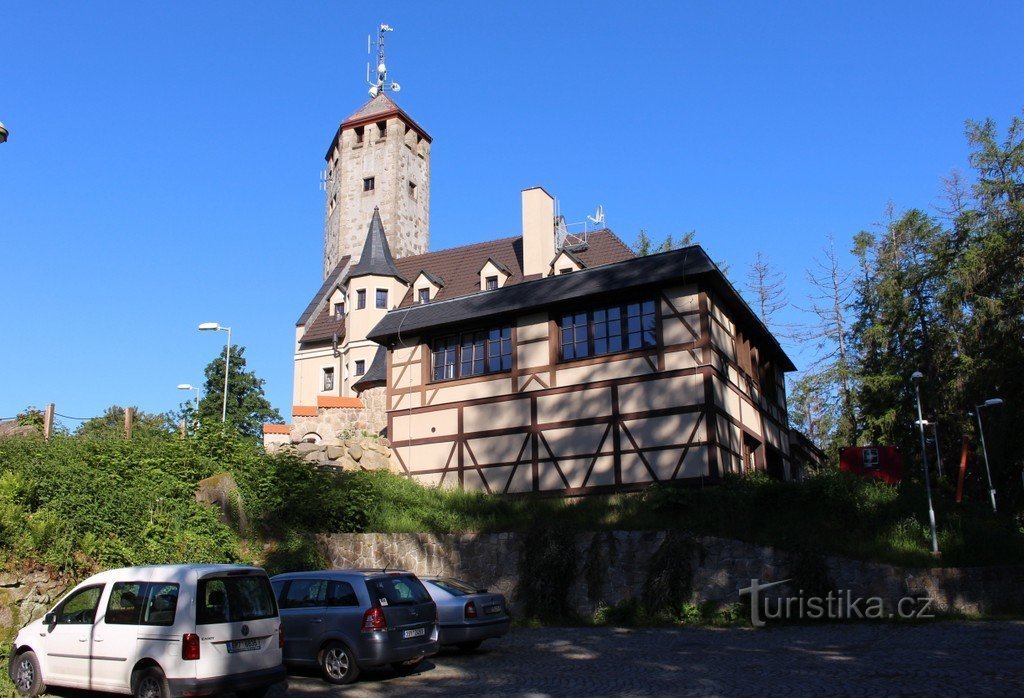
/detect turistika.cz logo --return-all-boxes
[738,578,935,627]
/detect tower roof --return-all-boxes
[350,208,407,282]
[324,93,432,160]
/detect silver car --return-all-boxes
[421,577,511,651]
[270,570,438,685]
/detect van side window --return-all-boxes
[281,579,328,609]
[56,585,104,624]
[327,580,359,607]
[142,583,179,626]
[105,582,145,625]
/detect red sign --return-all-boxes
[839,446,904,484]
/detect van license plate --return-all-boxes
[402,627,425,639]
[227,639,260,653]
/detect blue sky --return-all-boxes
[2,1,1022,427]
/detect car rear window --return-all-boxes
[197,575,277,624]
[366,575,431,607]
[428,578,478,596]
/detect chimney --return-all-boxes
[521,186,555,278]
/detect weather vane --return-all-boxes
[367,23,401,98]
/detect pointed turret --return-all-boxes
[350,207,407,282]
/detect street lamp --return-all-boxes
[198,322,232,423]
[176,383,200,413]
[0,122,8,144]
[911,371,940,555]
[973,397,1004,513]
[914,419,944,481]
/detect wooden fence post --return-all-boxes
[124,407,135,440]
[43,403,55,440]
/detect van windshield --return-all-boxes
[366,575,431,607]
[197,575,277,625]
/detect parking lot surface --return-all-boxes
[275,621,1024,696]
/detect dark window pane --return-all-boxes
[142,583,179,626]
[106,582,145,625]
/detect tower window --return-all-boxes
[356,289,366,309]
[376,120,387,140]
[323,367,335,391]
[363,177,375,192]
[408,181,417,199]
[354,126,364,144]
[354,360,366,376]
[376,289,388,309]
[418,288,430,304]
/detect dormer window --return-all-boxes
[418,288,430,304]
[485,276,498,291]
[559,268,572,275]
[334,302,345,317]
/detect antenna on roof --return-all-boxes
[587,205,605,229]
[366,23,401,99]
[554,199,591,251]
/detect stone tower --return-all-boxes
[322,93,431,278]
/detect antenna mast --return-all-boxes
[367,23,401,98]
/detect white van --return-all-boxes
[7,564,286,697]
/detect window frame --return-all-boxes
[485,275,499,291]
[558,299,658,362]
[375,288,388,309]
[323,367,335,391]
[354,360,366,376]
[356,289,366,310]
[431,325,513,383]
[363,176,375,192]
[418,287,431,304]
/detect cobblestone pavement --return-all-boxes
[275,621,1024,696]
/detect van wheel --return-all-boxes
[11,650,46,697]
[320,641,360,685]
[132,667,170,698]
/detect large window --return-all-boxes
[559,300,657,361]
[432,326,512,381]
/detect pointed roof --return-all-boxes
[350,208,407,282]
[352,346,388,393]
[324,93,432,160]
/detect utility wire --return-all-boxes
[54,412,96,421]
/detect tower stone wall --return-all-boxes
[323,115,430,278]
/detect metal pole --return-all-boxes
[914,381,940,554]
[932,422,944,481]
[975,407,997,513]
[221,327,231,423]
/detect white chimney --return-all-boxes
[521,186,555,278]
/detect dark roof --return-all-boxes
[350,208,407,282]
[296,256,350,326]
[392,229,634,308]
[369,245,796,372]
[479,257,512,276]
[416,269,445,287]
[551,247,586,269]
[300,306,346,345]
[352,346,387,393]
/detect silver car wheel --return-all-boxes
[136,675,162,698]
[15,657,35,691]
[324,646,351,680]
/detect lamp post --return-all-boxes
[198,323,231,423]
[914,419,944,481]
[176,383,200,413]
[974,398,1003,513]
[911,371,940,555]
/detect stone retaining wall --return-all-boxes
[276,437,398,472]
[1,568,73,644]
[319,531,1024,617]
